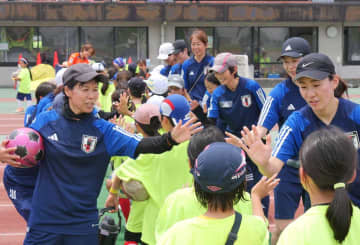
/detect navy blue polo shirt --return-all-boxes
[182,54,214,101]
[273,98,360,207]
[258,77,306,130]
[208,76,266,136]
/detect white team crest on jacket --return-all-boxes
[241,94,252,108]
[81,135,98,153]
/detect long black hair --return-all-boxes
[330,74,348,98]
[299,127,357,243]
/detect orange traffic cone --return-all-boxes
[53,51,59,68]
[36,52,41,65]
[127,56,132,64]
[18,53,23,64]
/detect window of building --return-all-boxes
[176,26,317,78]
[81,27,114,64]
[214,27,252,56]
[39,27,79,65]
[0,26,148,66]
[114,27,148,63]
[254,27,317,78]
[0,27,37,64]
[344,27,360,65]
[175,27,214,55]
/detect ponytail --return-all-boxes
[27,67,33,81]
[326,186,353,243]
[299,127,357,243]
[331,75,348,98]
[99,75,109,95]
[100,81,109,95]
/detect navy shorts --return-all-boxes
[16,92,32,101]
[246,159,270,216]
[3,172,34,222]
[24,228,98,245]
[274,165,310,219]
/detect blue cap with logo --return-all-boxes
[113,57,125,68]
[160,94,190,125]
[192,142,247,194]
[279,37,311,60]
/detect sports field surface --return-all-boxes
[1,87,360,245]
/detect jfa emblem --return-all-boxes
[346,131,359,149]
[81,135,98,153]
[241,95,252,108]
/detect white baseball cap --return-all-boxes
[157,42,175,60]
[146,95,165,107]
[91,62,105,72]
[145,73,168,95]
[55,68,67,87]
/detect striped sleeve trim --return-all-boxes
[272,125,292,157]
[257,96,274,126]
[112,125,142,142]
[256,88,266,105]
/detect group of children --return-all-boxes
[0,28,360,245]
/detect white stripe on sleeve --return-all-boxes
[257,96,274,126]
[272,125,292,157]
[256,88,266,105]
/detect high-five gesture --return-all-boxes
[171,117,202,144]
[226,125,284,177]
[226,125,272,167]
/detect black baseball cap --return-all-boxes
[295,53,335,81]
[278,37,311,60]
[171,40,187,55]
[63,63,107,85]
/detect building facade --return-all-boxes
[0,1,360,86]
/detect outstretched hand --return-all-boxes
[225,125,272,168]
[170,117,202,144]
[0,140,21,167]
[251,174,280,200]
[113,92,132,117]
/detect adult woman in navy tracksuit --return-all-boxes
[256,37,311,240]
[1,63,200,245]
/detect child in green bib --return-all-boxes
[278,127,360,245]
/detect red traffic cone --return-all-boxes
[53,51,59,68]
[36,52,41,65]
[127,56,132,64]
[18,53,23,64]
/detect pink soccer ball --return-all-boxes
[6,128,44,168]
